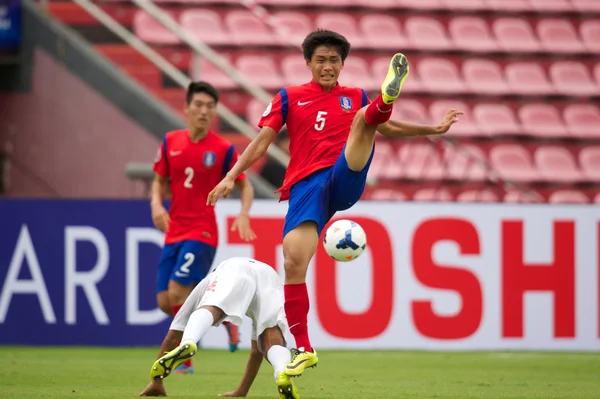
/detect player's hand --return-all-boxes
[218,390,247,397]
[139,380,166,397]
[231,215,257,242]
[207,177,235,206]
[151,203,170,232]
[435,109,464,134]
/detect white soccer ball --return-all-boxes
[323,219,367,262]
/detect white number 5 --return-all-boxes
[184,167,194,188]
[315,111,327,131]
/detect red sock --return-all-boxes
[172,304,193,368]
[284,283,312,352]
[364,94,394,126]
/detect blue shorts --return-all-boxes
[283,145,374,238]
[156,240,217,293]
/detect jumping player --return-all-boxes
[152,82,257,372]
[207,30,462,376]
[138,257,298,399]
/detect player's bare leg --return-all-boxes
[282,221,320,376]
[345,53,409,172]
[261,327,299,399]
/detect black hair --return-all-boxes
[302,29,351,63]
[186,81,219,105]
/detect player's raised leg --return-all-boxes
[282,222,320,377]
[344,53,409,172]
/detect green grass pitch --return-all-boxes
[1,347,599,398]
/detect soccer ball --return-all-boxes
[323,219,367,262]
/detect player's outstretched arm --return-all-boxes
[219,340,264,397]
[208,127,277,205]
[232,179,257,242]
[150,173,170,232]
[378,109,464,137]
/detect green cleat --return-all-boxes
[276,372,300,399]
[381,53,410,105]
[284,348,318,378]
[150,342,197,381]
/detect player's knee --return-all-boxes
[168,280,192,305]
[283,253,309,282]
[157,293,173,316]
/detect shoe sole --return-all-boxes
[151,344,196,380]
[383,54,409,102]
[277,383,297,399]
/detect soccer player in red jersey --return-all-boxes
[208,30,462,376]
[152,82,257,373]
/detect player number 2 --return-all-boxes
[180,253,195,274]
[184,167,194,188]
[315,111,328,131]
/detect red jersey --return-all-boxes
[153,129,246,246]
[259,80,369,200]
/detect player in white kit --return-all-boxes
[138,257,299,399]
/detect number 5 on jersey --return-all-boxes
[315,111,327,131]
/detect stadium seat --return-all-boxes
[441,0,487,10]
[528,0,573,11]
[397,143,445,180]
[571,0,600,12]
[236,55,284,90]
[579,20,600,55]
[372,56,422,93]
[548,190,589,204]
[430,100,480,137]
[595,63,600,85]
[563,104,600,139]
[412,188,453,202]
[486,0,530,12]
[462,59,509,95]
[473,104,521,136]
[339,56,377,91]
[315,13,363,48]
[534,146,583,183]
[225,10,274,46]
[190,55,238,90]
[133,11,181,45]
[443,143,488,181]
[549,61,598,96]
[503,190,543,203]
[359,14,408,51]
[405,17,451,50]
[518,104,568,138]
[355,0,399,8]
[505,62,554,95]
[271,11,313,46]
[281,55,309,86]
[418,58,466,93]
[448,17,498,52]
[396,0,443,10]
[368,188,408,201]
[536,19,586,54]
[595,193,600,204]
[489,144,539,182]
[391,99,428,124]
[369,140,403,179]
[456,189,499,203]
[246,98,267,129]
[492,18,541,52]
[579,146,600,182]
[180,9,230,46]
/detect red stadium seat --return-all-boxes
[549,61,598,96]
[396,0,443,10]
[489,144,539,182]
[190,55,237,90]
[518,104,568,138]
[355,0,399,8]
[579,147,600,182]
[369,140,403,180]
[595,193,600,204]
[449,17,497,52]
[443,144,488,181]
[440,0,487,10]
[580,20,600,54]
[456,189,499,203]
[391,99,428,124]
[340,57,377,91]
[180,9,230,46]
[548,190,589,204]
[473,104,521,136]
[536,19,586,54]
[563,104,600,139]
[430,100,480,137]
[405,17,451,50]
[534,146,583,183]
[398,143,445,180]
[462,59,509,95]
[571,0,600,12]
[412,188,453,202]
[528,0,573,12]
[359,14,408,51]
[418,58,466,93]
[225,10,274,46]
[246,98,267,129]
[486,0,530,12]
[367,187,408,201]
[236,55,284,90]
[133,11,180,45]
[315,13,363,47]
[492,18,541,52]
[271,11,313,46]
[505,62,554,95]
[503,190,543,203]
[595,63,600,85]
[281,55,309,86]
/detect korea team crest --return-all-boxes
[203,151,216,167]
[339,96,353,111]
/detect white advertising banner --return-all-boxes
[200,201,600,351]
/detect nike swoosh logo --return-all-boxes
[287,359,309,369]
[297,101,312,106]
[170,151,182,156]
